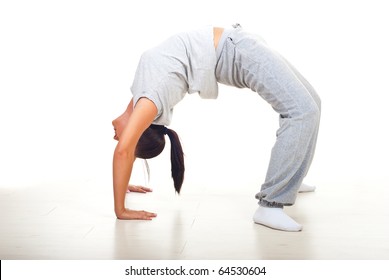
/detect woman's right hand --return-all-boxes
[116,208,157,220]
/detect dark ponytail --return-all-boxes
[164,128,185,193]
[135,124,185,193]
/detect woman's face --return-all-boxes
[112,114,127,141]
[112,102,133,141]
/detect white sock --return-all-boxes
[253,206,303,232]
[298,183,316,193]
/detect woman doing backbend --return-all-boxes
[112,24,321,232]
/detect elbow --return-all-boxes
[114,145,135,161]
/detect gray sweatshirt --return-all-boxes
[131,26,218,125]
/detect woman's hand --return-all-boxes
[127,184,153,193]
[116,208,157,220]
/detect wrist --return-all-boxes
[115,207,126,219]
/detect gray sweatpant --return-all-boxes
[215,26,321,207]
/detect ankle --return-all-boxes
[253,206,303,232]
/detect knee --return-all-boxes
[315,95,322,113]
[300,101,320,126]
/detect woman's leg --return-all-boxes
[216,29,320,231]
[281,58,321,180]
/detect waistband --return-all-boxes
[215,24,241,60]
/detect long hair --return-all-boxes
[135,124,185,193]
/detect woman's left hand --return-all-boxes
[127,185,153,193]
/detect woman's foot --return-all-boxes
[253,206,303,232]
[298,183,316,193]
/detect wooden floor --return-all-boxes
[1,171,388,260]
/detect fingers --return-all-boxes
[130,210,157,220]
[128,185,153,193]
[117,209,157,220]
[135,187,148,193]
[138,210,157,220]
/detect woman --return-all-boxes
[112,24,321,232]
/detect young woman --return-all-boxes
[112,24,321,232]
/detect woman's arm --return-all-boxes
[113,97,158,220]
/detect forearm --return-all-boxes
[111,97,159,220]
[113,149,135,217]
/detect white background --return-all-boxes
[1,0,388,192]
